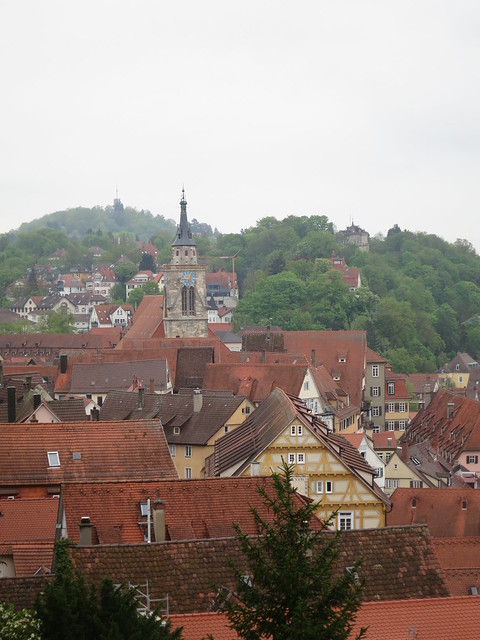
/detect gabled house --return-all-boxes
[341,433,385,488]
[404,389,480,475]
[0,419,178,499]
[100,388,254,479]
[364,348,387,432]
[207,388,389,530]
[125,270,158,297]
[327,252,362,289]
[439,352,479,390]
[90,303,134,329]
[85,266,117,300]
[9,296,39,319]
[55,274,86,296]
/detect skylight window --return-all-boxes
[47,451,60,467]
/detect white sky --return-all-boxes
[1,1,479,249]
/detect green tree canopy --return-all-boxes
[218,462,366,640]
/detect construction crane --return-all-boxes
[218,250,240,298]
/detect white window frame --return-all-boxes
[399,402,407,412]
[185,445,192,458]
[398,421,406,431]
[466,455,479,464]
[47,451,60,467]
[288,453,296,464]
[185,467,192,479]
[372,406,380,417]
[372,364,379,378]
[290,425,296,436]
[297,452,305,464]
[387,382,395,395]
[304,381,309,391]
[325,480,333,494]
[297,424,303,436]
[337,511,354,531]
[388,403,395,413]
[371,386,380,397]
[387,421,395,431]
[316,480,323,494]
[169,444,176,457]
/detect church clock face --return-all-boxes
[180,270,196,287]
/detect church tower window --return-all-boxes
[181,286,195,316]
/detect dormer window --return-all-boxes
[173,427,180,435]
[388,382,395,395]
[47,451,60,467]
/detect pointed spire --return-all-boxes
[172,187,196,247]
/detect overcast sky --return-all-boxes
[1,1,479,250]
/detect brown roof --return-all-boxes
[432,537,480,596]
[404,389,480,458]
[282,331,367,408]
[100,388,245,445]
[0,498,58,543]
[388,488,480,537]
[65,359,169,394]
[0,420,178,487]
[120,295,164,341]
[65,525,449,615]
[60,476,322,545]
[202,363,308,403]
[351,595,480,640]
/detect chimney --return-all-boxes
[60,354,67,374]
[432,434,439,452]
[153,495,165,542]
[447,402,455,419]
[193,388,203,413]
[311,349,316,368]
[401,441,409,462]
[25,376,32,392]
[7,386,16,423]
[33,393,41,410]
[90,407,100,421]
[138,386,145,409]
[79,516,93,545]
[262,349,266,364]
[149,377,155,394]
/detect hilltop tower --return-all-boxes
[163,190,208,338]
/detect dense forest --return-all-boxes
[2,205,480,373]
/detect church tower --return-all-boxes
[163,190,208,338]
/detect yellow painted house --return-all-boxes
[207,388,389,530]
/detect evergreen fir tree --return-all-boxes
[219,462,366,640]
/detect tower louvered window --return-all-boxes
[181,286,195,316]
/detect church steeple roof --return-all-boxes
[172,188,196,247]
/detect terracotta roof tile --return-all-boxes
[0,420,178,487]
[351,595,480,640]
[0,498,58,543]
[60,476,322,545]
[66,359,169,394]
[388,488,480,537]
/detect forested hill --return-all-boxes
[2,207,479,373]
[15,204,177,241]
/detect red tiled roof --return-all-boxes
[0,420,178,487]
[388,488,480,537]
[405,389,480,457]
[366,347,387,364]
[170,612,236,640]
[202,363,308,403]
[60,476,323,545]
[0,498,58,543]
[282,331,367,408]
[351,596,480,640]
[432,537,480,595]
[371,432,397,449]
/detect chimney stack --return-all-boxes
[25,376,32,392]
[193,388,203,413]
[149,378,155,394]
[153,494,165,542]
[60,354,68,374]
[79,516,93,545]
[311,349,316,368]
[401,441,409,462]
[90,407,100,421]
[33,393,41,410]
[7,386,16,423]
[138,386,145,409]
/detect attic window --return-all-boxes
[72,452,82,461]
[462,500,467,510]
[47,451,60,467]
[412,498,416,508]
[173,427,180,435]
[139,502,149,517]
